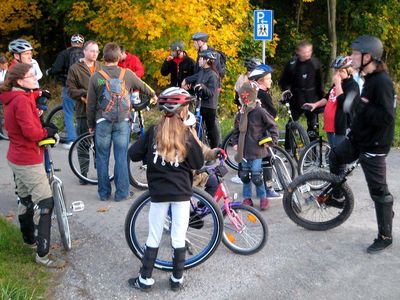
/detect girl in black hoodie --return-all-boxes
[128,87,204,291]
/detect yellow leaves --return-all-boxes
[69,2,90,21]
[0,0,41,32]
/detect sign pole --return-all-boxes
[262,40,266,64]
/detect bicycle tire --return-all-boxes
[283,171,354,231]
[222,203,268,255]
[45,105,71,144]
[287,121,310,161]
[52,178,71,251]
[128,157,148,190]
[223,131,296,179]
[68,132,114,184]
[298,139,331,175]
[125,187,223,270]
[274,155,292,191]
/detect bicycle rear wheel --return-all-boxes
[287,121,310,161]
[52,178,71,251]
[128,158,148,190]
[45,105,75,144]
[222,203,268,255]
[298,139,331,175]
[283,171,354,231]
[68,132,114,184]
[125,187,223,270]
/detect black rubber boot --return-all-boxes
[367,195,393,254]
[170,247,186,291]
[128,245,158,291]
[18,195,36,245]
[36,197,54,257]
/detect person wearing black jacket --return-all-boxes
[329,35,396,254]
[182,50,220,148]
[303,55,359,148]
[128,87,204,291]
[47,34,85,148]
[160,40,195,87]
[279,41,324,141]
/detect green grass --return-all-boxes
[0,217,49,300]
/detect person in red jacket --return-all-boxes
[118,45,145,78]
[0,63,65,268]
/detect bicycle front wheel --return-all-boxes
[287,121,310,161]
[45,105,67,144]
[222,130,238,171]
[222,203,268,255]
[52,178,71,251]
[68,133,114,185]
[283,171,354,231]
[125,187,223,270]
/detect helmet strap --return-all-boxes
[359,53,373,73]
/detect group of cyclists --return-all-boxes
[0,30,396,292]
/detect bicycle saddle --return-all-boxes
[38,138,56,147]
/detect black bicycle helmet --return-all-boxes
[331,55,352,69]
[350,35,383,61]
[71,34,85,44]
[8,39,33,54]
[170,40,184,51]
[158,87,195,114]
[191,32,209,42]
[244,58,262,72]
[248,64,273,81]
[198,50,216,61]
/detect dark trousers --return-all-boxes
[291,108,319,141]
[329,138,389,197]
[200,107,220,148]
[76,118,89,175]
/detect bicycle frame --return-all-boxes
[194,93,204,139]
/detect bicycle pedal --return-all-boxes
[54,168,61,172]
[71,201,85,212]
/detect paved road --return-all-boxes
[0,140,399,300]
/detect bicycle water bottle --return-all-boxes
[131,113,141,133]
[130,91,140,105]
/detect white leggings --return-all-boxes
[146,201,190,249]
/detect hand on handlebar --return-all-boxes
[150,95,158,105]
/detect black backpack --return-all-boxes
[214,50,227,79]
[68,47,84,69]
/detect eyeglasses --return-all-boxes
[23,74,37,79]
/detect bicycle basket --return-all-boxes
[215,165,228,177]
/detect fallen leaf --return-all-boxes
[51,243,61,250]
[97,207,109,213]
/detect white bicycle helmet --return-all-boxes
[8,39,33,54]
[331,55,352,69]
[71,34,85,44]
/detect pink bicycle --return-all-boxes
[198,157,268,255]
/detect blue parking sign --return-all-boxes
[254,10,273,41]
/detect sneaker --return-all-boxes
[25,242,37,250]
[230,175,243,184]
[265,187,282,199]
[128,276,153,291]
[100,195,111,201]
[260,198,270,211]
[367,235,393,254]
[62,142,73,150]
[324,195,345,209]
[35,253,66,268]
[242,198,254,207]
[170,276,183,292]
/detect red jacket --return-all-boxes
[118,52,145,78]
[0,90,48,165]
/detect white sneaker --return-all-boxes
[62,142,73,150]
[230,175,243,184]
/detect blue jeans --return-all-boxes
[241,158,266,200]
[62,87,77,143]
[95,120,130,200]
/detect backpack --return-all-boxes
[68,47,84,69]
[98,68,131,122]
[214,50,227,79]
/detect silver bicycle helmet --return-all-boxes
[198,50,216,61]
[331,55,352,69]
[170,40,184,51]
[158,87,195,114]
[8,39,33,54]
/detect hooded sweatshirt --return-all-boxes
[0,90,48,165]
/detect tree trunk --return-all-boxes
[327,0,337,83]
[296,0,303,33]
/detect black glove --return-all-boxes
[45,123,58,138]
